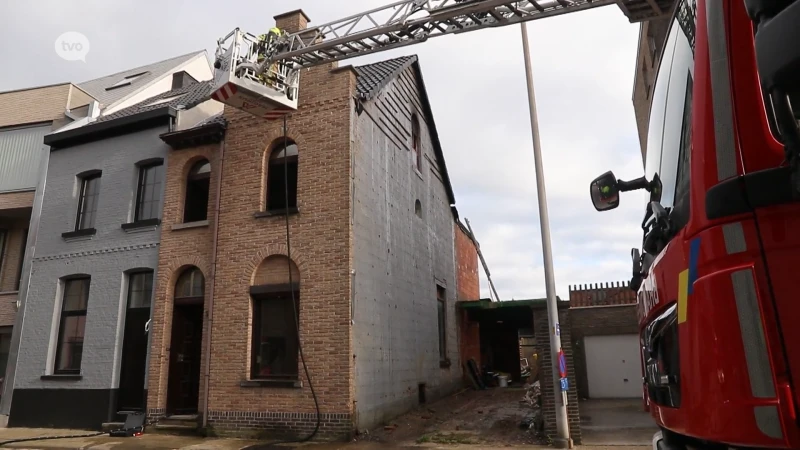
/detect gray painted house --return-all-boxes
[0,51,215,423]
[8,81,221,429]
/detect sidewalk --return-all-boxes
[0,428,257,449]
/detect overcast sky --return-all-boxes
[0,0,648,301]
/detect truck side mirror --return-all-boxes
[590,171,620,211]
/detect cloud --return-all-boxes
[0,0,647,301]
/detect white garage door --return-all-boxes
[584,334,642,398]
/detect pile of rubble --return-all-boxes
[519,380,544,434]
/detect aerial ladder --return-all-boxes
[210,0,673,119]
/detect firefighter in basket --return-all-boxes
[256,27,285,90]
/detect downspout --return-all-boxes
[201,137,225,429]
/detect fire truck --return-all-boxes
[208,0,800,448]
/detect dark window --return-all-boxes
[135,162,164,222]
[15,229,27,291]
[76,174,101,230]
[128,271,154,309]
[0,230,6,283]
[251,289,299,380]
[0,327,11,396]
[184,160,211,223]
[266,141,298,212]
[437,285,446,362]
[175,267,204,301]
[411,115,421,170]
[415,200,422,218]
[55,277,90,374]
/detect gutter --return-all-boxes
[201,136,225,428]
[44,106,177,149]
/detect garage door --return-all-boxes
[584,334,642,398]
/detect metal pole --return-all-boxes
[520,22,571,449]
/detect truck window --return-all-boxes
[644,0,697,234]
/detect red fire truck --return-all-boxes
[591,0,800,448]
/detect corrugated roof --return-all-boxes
[354,55,417,100]
[569,282,637,307]
[77,51,206,109]
[94,80,213,124]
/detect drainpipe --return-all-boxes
[201,137,225,429]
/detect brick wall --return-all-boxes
[534,307,581,445]
[0,84,71,128]
[0,191,34,211]
[455,222,479,301]
[568,282,639,399]
[147,142,218,414]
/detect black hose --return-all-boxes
[244,115,321,449]
[0,431,105,447]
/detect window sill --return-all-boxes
[0,291,19,296]
[440,359,452,369]
[171,220,209,231]
[62,228,96,241]
[240,379,302,389]
[254,207,299,219]
[121,218,161,233]
[41,374,82,381]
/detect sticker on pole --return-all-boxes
[558,349,567,378]
[560,377,569,391]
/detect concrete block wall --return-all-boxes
[351,64,462,432]
[534,308,581,445]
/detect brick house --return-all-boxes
[143,10,479,439]
[568,282,640,400]
[6,81,222,428]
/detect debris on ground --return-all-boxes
[355,387,547,446]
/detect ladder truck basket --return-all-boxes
[211,29,299,119]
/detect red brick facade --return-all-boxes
[454,222,480,301]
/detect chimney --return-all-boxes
[274,9,310,33]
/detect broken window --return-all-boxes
[55,277,90,374]
[184,160,211,223]
[266,141,298,212]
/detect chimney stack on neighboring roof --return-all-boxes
[274,9,310,33]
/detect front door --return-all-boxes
[118,271,154,412]
[167,303,203,415]
[117,308,151,411]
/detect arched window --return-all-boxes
[415,199,422,218]
[184,160,211,223]
[175,267,204,302]
[411,115,421,171]
[266,141,298,212]
[250,255,300,380]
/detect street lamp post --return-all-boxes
[520,21,572,449]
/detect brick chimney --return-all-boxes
[274,9,310,33]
